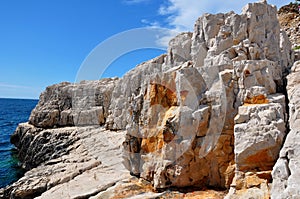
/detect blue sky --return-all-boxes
[0,0,291,99]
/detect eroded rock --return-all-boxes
[1,127,129,199]
[1,1,297,198]
[122,1,293,193]
[29,78,118,128]
[271,61,300,198]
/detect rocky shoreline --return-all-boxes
[1,1,300,198]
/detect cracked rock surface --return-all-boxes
[1,126,129,199]
[271,61,300,199]
[1,1,299,199]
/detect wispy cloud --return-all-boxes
[123,0,151,5]
[141,19,161,28]
[0,83,41,99]
[0,83,35,90]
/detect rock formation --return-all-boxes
[278,3,300,48]
[29,79,118,128]
[0,1,299,199]
[278,2,300,61]
[271,61,300,199]
[122,2,293,198]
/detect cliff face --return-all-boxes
[271,61,300,199]
[122,2,293,198]
[0,1,299,199]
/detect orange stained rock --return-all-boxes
[110,177,227,199]
[141,131,164,153]
[233,172,271,199]
[244,94,269,105]
[242,149,275,171]
[245,175,266,188]
[162,190,227,199]
[150,83,177,108]
[141,107,178,153]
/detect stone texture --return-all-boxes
[90,177,227,199]
[122,1,293,193]
[1,1,298,199]
[227,95,286,198]
[164,32,193,69]
[271,61,300,199]
[234,101,286,172]
[278,3,300,49]
[1,127,129,199]
[106,55,165,130]
[29,78,118,128]
[10,123,79,170]
[123,64,233,189]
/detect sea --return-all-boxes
[0,98,38,188]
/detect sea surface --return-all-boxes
[0,98,38,188]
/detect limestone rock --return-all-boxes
[106,55,165,130]
[122,1,293,192]
[10,123,79,170]
[227,95,286,198]
[29,78,118,128]
[1,127,129,199]
[234,101,286,172]
[271,61,300,198]
[164,32,193,69]
[1,1,296,198]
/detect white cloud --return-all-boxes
[139,0,291,48]
[159,0,291,32]
[153,0,253,47]
[141,19,161,28]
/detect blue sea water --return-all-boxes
[0,98,38,188]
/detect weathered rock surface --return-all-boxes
[226,95,286,198]
[122,1,293,195]
[278,3,300,49]
[1,1,299,199]
[1,126,130,199]
[106,55,165,130]
[271,61,300,198]
[278,3,300,61]
[29,78,118,128]
[10,123,79,170]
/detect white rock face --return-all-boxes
[164,32,193,69]
[272,61,300,199]
[29,78,118,128]
[120,1,293,193]
[1,1,297,198]
[234,101,286,172]
[106,55,165,130]
[2,125,130,199]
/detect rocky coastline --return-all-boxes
[1,1,300,198]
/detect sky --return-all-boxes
[0,0,291,99]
